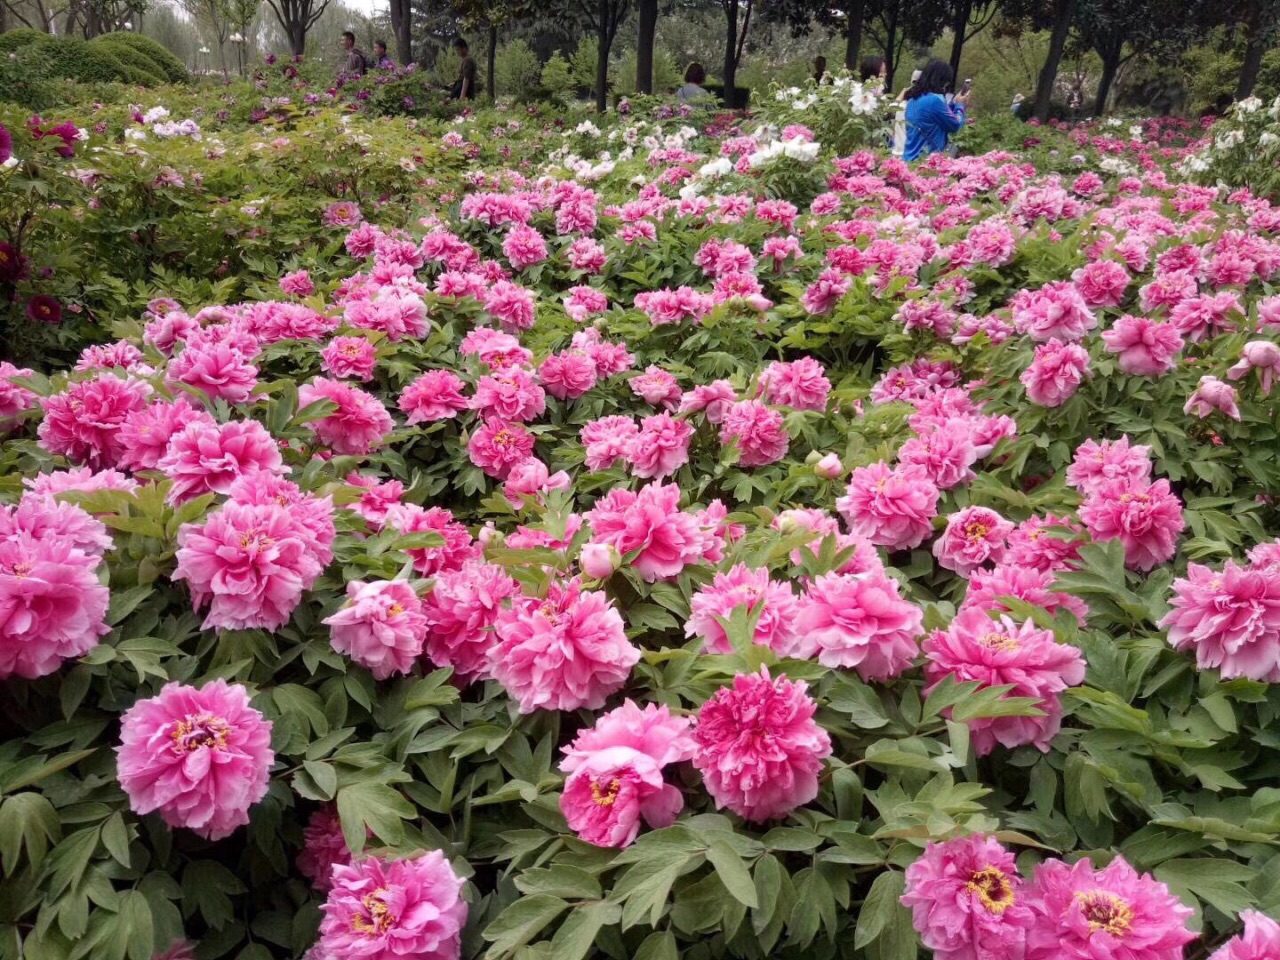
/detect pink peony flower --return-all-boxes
[0,534,110,679]
[1100,315,1183,377]
[490,579,640,713]
[814,452,843,478]
[279,269,315,297]
[320,336,379,381]
[1208,911,1280,960]
[297,806,352,893]
[758,358,831,411]
[901,834,1035,960]
[38,373,151,469]
[400,370,469,423]
[630,365,682,408]
[503,457,570,505]
[470,368,546,423]
[382,504,476,576]
[584,483,708,582]
[468,419,535,479]
[115,680,273,840]
[24,466,138,500]
[923,608,1086,754]
[1005,514,1085,573]
[691,668,832,822]
[580,542,621,579]
[1023,856,1195,960]
[1065,436,1152,496]
[119,398,217,472]
[1011,282,1097,342]
[226,473,335,566]
[297,378,395,455]
[421,560,517,681]
[0,493,113,557]
[322,201,362,228]
[539,351,598,400]
[629,412,694,479]
[1160,560,1280,682]
[156,419,287,505]
[963,563,1089,625]
[933,507,1014,576]
[173,502,325,631]
[801,268,850,315]
[316,851,466,960]
[792,570,922,679]
[1227,340,1280,395]
[719,399,789,467]
[484,280,537,330]
[502,224,548,269]
[563,286,608,323]
[686,563,800,655]
[324,580,428,680]
[678,380,737,424]
[1071,259,1130,308]
[898,419,979,490]
[1021,338,1091,407]
[1184,375,1241,420]
[167,344,259,403]
[580,416,639,471]
[143,310,201,357]
[1078,478,1184,572]
[837,462,940,551]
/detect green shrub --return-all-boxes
[571,36,599,91]
[612,47,682,97]
[0,27,44,56]
[0,43,55,109]
[87,36,166,86]
[28,36,132,85]
[495,39,540,102]
[93,32,190,83]
[540,51,576,104]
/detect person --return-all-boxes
[813,56,827,84]
[859,55,886,85]
[677,63,711,103]
[372,40,394,69]
[451,37,477,100]
[1011,93,1025,117]
[903,59,967,162]
[892,68,921,158]
[340,31,367,77]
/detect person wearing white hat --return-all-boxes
[1011,93,1025,117]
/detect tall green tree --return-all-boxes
[1072,0,1194,115]
[265,0,331,56]
[1031,0,1075,120]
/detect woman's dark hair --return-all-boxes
[685,62,706,84]
[906,58,954,100]
[858,55,884,83]
[452,36,468,52]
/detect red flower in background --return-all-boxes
[27,117,80,158]
[0,243,27,284]
[26,295,62,325]
[0,123,12,164]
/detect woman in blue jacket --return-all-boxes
[903,60,968,162]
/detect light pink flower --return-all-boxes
[933,507,1014,576]
[317,851,466,960]
[901,834,1034,960]
[963,563,1089,625]
[320,336,378,381]
[382,504,476,576]
[758,357,831,411]
[38,373,151,469]
[173,502,325,631]
[468,419,535,479]
[563,286,608,322]
[561,699,695,770]
[157,420,287,505]
[490,579,640,713]
[226,473,336,566]
[400,370,469,423]
[580,416,639,471]
[297,377,394,455]
[1184,375,1241,420]
[1209,911,1280,960]
[678,380,737,423]
[584,483,707,582]
[167,344,259,403]
[296,806,352,893]
[115,680,273,840]
[814,452,843,478]
[0,493,112,557]
[119,398,217,472]
[279,269,314,297]
[23,466,138,501]
[502,224,548,269]
[792,570,922,679]
[686,563,800,655]
[324,580,427,680]
[1228,340,1280,395]
[629,365,682,408]
[470,368,546,423]
[1011,282,1097,342]
[1071,259,1130,308]
[1078,478,1184,572]
[1100,315,1183,376]
[422,560,517,681]
[539,351,598,399]
[143,310,200,356]
[1021,338,1090,407]
[837,462,940,551]
[484,280,536,331]
[629,412,694,479]
[923,609,1086,754]
[719,399,789,467]
[898,420,979,489]
[1161,560,1280,682]
[1023,856,1195,960]
[692,668,832,822]
[1065,436,1152,496]
[503,457,570,505]
[579,542,620,579]
[1005,513,1085,573]
[0,534,109,679]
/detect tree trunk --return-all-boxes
[881,0,900,89]
[722,0,738,107]
[487,23,497,103]
[636,0,656,94]
[595,0,610,112]
[1093,50,1119,115]
[948,0,972,79]
[389,0,412,65]
[1237,4,1268,100]
[289,20,305,57]
[843,0,864,70]
[1032,0,1075,122]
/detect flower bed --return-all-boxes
[1,87,1279,960]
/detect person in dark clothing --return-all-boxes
[859,55,886,85]
[813,56,827,84]
[373,40,394,69]
[340,31,367,76]
[451,37,477,100]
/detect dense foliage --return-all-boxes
[3,75,1280,960]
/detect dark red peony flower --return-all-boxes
[0,123,12,165]
[0,243,28,284]
[26,295,62,325]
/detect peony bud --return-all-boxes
[815,453,844,479]
[580,543,621,579]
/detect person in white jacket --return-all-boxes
[892,69,922,158]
